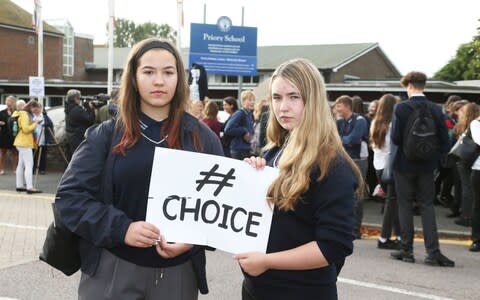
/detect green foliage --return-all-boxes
[113,18,177,47]
[434,20,480,81]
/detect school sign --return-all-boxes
[189,16,257,76]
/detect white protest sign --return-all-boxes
[29,76,44,97]
[146,148,278,254]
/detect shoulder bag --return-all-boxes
[448,126,480,168]
[39,121,115,276]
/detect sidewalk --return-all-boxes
[0,171,472,270]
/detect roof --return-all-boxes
[91,42,395,72]
[0,0,61,34]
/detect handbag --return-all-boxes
[39,120,116,276]
[448,127,480,168]
[381,142,398,185]
[39,203,80,276]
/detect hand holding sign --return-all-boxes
[146,148,278,254]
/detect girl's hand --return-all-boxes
[234,252,268,277]
[155,235,193,258]
[244,156,266,170]
[124,221,160,248]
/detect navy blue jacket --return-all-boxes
[391,96,449,173]
[244,148,356,300]
[337,113,368,159]
[224,108,254,154]
[55,113,223,294]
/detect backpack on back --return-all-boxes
[8,115,19,138]
[402,101,439,161]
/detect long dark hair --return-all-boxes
[370,94,397,149]
[113,38,193,155]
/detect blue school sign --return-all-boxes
[189,17,257,76]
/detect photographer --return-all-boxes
[64,89,96,160]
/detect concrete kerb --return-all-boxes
[362,222,471,241]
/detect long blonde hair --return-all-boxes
[265,58,361,211]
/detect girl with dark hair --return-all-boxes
[370,94,401,249]
[55,38,223,299]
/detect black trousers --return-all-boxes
[376,169,401,239]
[470,170,480,242]
[394,170,440,254]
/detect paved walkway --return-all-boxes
[0,170,473,270]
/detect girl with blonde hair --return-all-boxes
[235,58,360,300]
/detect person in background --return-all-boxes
[367,100,379,122]
[335,95,369,239]
[390,71,453,267]
[251,98,269,155]
[0,96,18,175]
[452,102,480,227]
[224,90,255,160]
[55,38,223,299]
[468,114,480,252]
[235,58,360,300]
[13,100,42,194]
[370,94,401,249]
[435,95,461,208]
[64,89,96,160]
[190,99,205,120]
[96,89,120,123]
[202,100,221,138]
[33,102,54,175]
[220,96,239,157]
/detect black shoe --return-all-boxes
[26,189,42,194]
[390,249,415,263]
[16,187,27,192]
[454,217,471,227]
[378,239,401,250]
[469,241,480,252]
[424,252,455,267]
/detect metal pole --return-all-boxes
[107,0,115,95]
[203,3,206,23]
[176,0,183,51]
[237,7,244,103]
[37,0,44,106]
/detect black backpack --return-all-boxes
[8,115,19,138]
[402,101,439,161]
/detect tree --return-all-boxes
[434,20,480,81]
[113,18,177,47]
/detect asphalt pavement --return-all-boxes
[0,170,476,299]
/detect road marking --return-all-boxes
[0,222,47,231]
[338,277,454,300]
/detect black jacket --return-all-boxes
[64,102,95,152]
[55,113,224,294]
[391,96,449,173]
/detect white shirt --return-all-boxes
[470,119,480,170]
[371,120,391,170]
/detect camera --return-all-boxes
[82,93,110,109]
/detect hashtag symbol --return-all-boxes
[196,164,236,196]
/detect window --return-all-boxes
[62,25,74,76]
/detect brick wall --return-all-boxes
[0,27,63,80]
[70,36,93,81]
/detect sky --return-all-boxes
[10,0,480,77]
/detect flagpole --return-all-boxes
[107,0,115,95]
[176,0,183,51]
[37,0,44,105]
